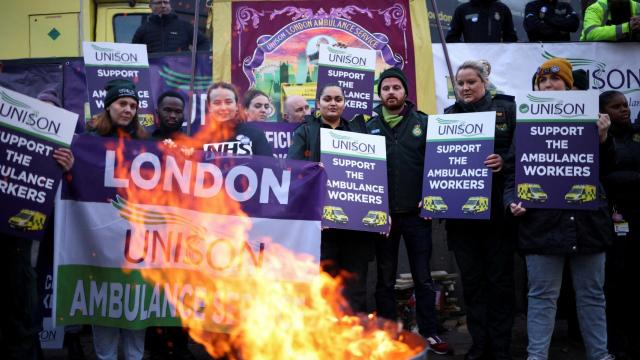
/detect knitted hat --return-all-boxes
[378,67,409,97]
[536,58,573,89]
[37,87,61,107]
[104,79,139,108]
[572,69,588,90]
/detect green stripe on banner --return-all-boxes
[84,64,148,69]
[55,265,231,331]
[321,150,385,161]
[321,64,375,72]
[427,137,494,142]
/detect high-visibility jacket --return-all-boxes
[581,0,640,41]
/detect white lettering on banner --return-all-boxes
[327,70,365,80]
[264,131,291,149]
[103,150,291,204]
[0,131,54,155]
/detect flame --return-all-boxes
[111,116,422,359]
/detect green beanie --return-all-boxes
[377,67,409,97]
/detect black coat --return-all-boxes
[503,133,615,255]
[288,115,367,162]
[446,0,518,43]
[364,102,428,214]
[524,0,580,42]
[132,13,210,53]
[603,124,640,239]
[444,92,516,243]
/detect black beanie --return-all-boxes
[378,67,409,97]
[104,79,139,108]
[572,69,589,90]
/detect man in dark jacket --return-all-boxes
[524,0,580,42]
[446,0,518,43]
[132,0,210,53]
[364,68,450,354]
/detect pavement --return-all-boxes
[42,313,587,359]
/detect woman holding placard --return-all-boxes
[443,60,517,360]
[506,58,615,360]
[288,84,373,313]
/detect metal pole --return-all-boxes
[186,0,202,136]
[429,0,457,98]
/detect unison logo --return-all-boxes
[91,44,139,64]
[435,117,483,137]
[519,95,585,118]
[329,131,375,154]
[0,90,61,136]
[326,46,369,67]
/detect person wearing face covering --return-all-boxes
[446,0,518,43]
[581,0,640,41]
[443,60,516,360]
[524,0,580,42]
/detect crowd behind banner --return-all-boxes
[2,0,640,359]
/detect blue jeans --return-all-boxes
[375,213,437,337]
[525,253,608,360]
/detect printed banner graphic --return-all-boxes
[421,112,496,219]
[320,129,390,233]
[515,91,600,210]
[433,43,640,122]
[64,53,212,133]
[252,122,298,159]
[82,42,155,128]
[53,136,325,330]
[316,44,376,120]
[0,86,78,240]
[231,0,416,119]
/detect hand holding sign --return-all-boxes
[510,202,527,216]
[597,113,611,143]
[52,148,74,172]
[484,154,503,172]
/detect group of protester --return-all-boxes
[446,0,639,43]
[2,1,640,360]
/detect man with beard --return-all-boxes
[152,91,185,140]
[581,0,640,41]
[524,0,580,41]
[148,91,195,360]
[446,0,518,43]
[362,68,450,355]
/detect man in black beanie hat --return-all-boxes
[363,67,451,354]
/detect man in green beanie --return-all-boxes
[363,67,451,355]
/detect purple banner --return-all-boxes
[251,122,298,159]
[421,140,494,220]
[320,129,390,233]
[515,121,600,210]
[231,0,415,121]
[64,135,324,221]
[0,127,65,240]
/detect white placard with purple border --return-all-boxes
[421,112,496,220]
[515,91,600,210]
[317,44,376,120]
[320,128,389,233]
[82,42,155,129]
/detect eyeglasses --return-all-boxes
[151,0,170,5]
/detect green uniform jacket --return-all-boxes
[581,0,640,41]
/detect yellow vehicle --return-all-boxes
[423,196,448,213]
[517,183,548,202]
[565,184,596,204]
[362,211,388,227]
[8,209,47,231]
[461,196,489,214]
[323,206,349,224]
